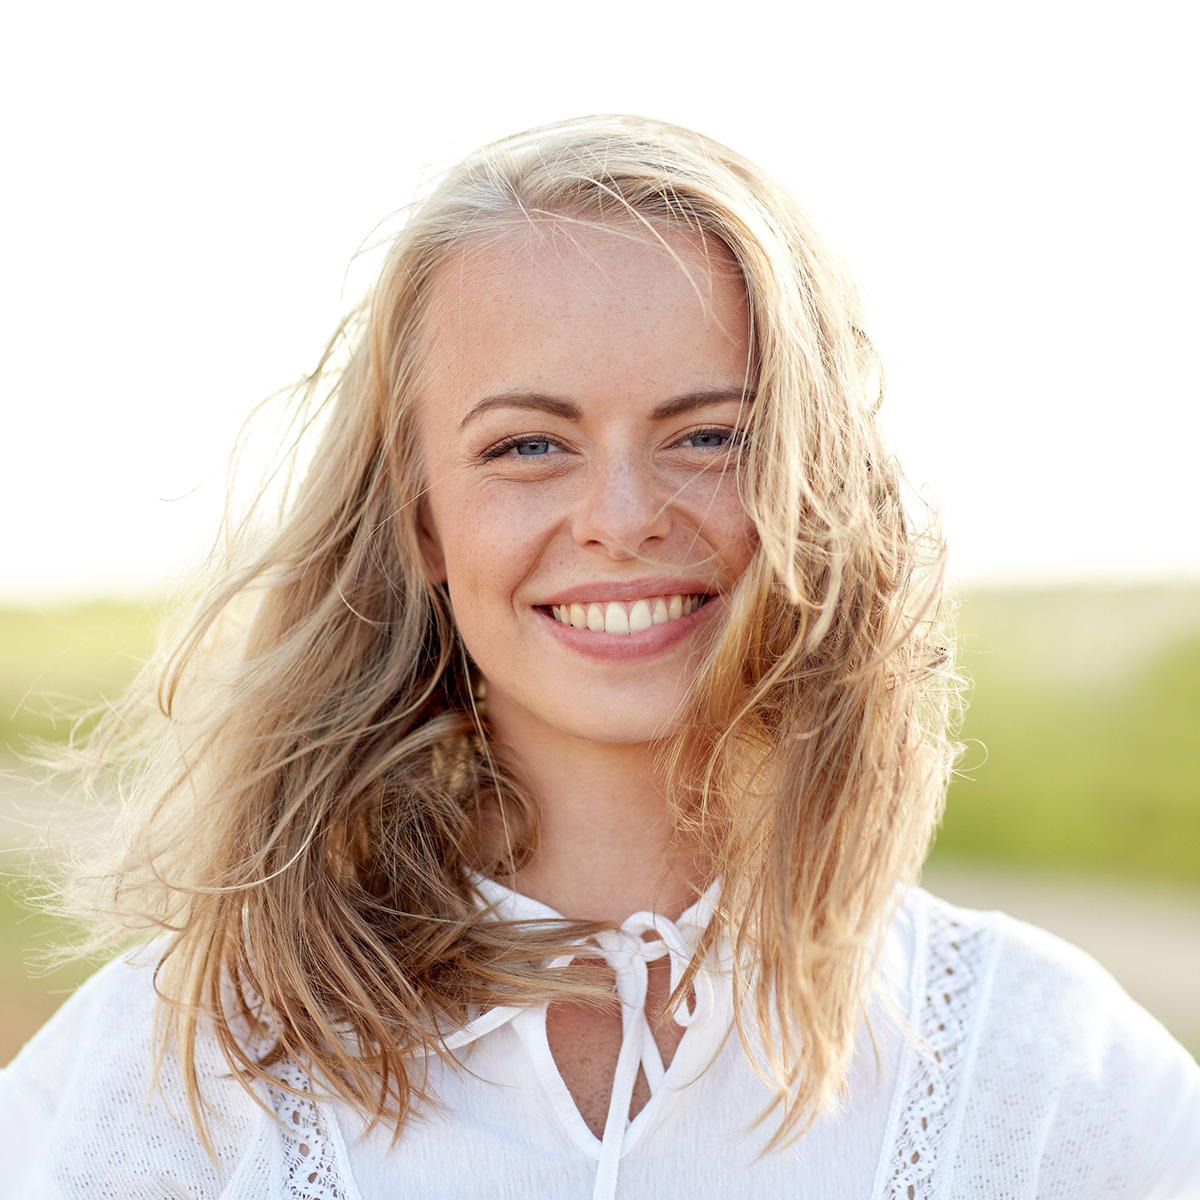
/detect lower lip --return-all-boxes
[533,599,718,662]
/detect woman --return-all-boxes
[4,115,1198,1198]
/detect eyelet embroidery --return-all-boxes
[883,904,990,1200]
[268,1058,351,1200]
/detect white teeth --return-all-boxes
[628,599,653,633]
[604,602,630,635]
[547,593,706,634]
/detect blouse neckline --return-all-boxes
[459,872,733,1200]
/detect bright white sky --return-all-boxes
[3,0,1197,602]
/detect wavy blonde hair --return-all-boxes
[63,115,959,1147]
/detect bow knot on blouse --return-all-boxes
[449,877,729,1200]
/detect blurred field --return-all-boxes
[0,601,165,1064]
[2,584,1198,1065]
[0,600,163,755]
[933,583,1200,883]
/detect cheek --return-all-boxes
[434,503,541,625]
[438,514,498,590]
[722,515,759,582]
[687,475,758,573]
[436,479,564,580]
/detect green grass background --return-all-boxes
[0,601,165,1060]
[2,584,1198,1063]
[940,584,1200,883]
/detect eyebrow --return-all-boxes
[458,387,755,430]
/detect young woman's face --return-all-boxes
[417,220,756,751]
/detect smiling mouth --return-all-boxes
[545,594,708,635]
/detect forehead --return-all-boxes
[433,217,741,304]
[417,219,749,395]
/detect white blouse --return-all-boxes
[4,887,1199,1199]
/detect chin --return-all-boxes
[555,699,691,746]
[488,683,692,750]
[569,721,678,746]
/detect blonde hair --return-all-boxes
[64,115,959,1147]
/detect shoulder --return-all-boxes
[2,947,159,1112]
[896,888,1200,1199]
[0,946,274,1198]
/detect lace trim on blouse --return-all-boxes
[268,1058,353,1200]
[882,901,991,1200]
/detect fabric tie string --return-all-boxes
[454,878,722,1200]
[588,911,714,1200]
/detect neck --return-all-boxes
[485,710,703,923]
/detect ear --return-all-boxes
[417,499,447,584]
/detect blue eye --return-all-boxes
[483,435,563,460]
[680,428,743,450]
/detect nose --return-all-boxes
[571,451,672,557]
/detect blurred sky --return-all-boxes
[3,0,1197,603]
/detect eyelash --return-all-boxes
[482,434,562,460]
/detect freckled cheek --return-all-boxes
[439,503,555,610]
[719,517,759,580]
[680,477,757,571]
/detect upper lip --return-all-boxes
[535,576,718,606]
